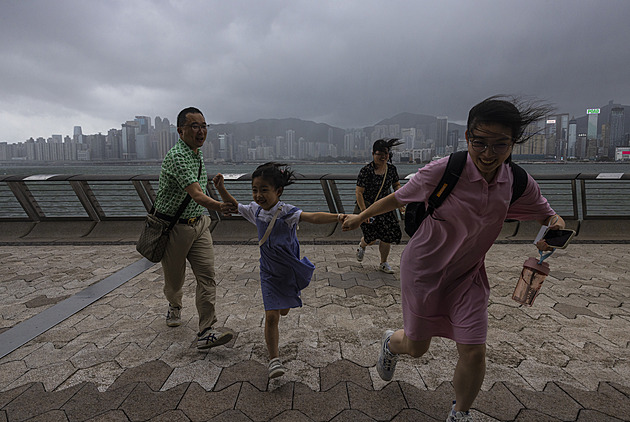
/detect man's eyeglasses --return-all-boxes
[373,151,388,157]
[469,139,512,155]
[183,124,209,131]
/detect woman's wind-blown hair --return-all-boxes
[467,95,556,144]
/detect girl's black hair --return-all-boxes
[252,162,295,189]
[467,95,555,144]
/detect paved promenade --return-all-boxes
[0,241,628,421]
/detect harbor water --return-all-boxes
[2,160,630,177]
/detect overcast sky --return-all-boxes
[1,0,629,143]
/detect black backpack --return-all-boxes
[403,150,528,237]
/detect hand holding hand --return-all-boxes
[342,214,363,231]
[220,202,237,215]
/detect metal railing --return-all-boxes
[1,173,629,224]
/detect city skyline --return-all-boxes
[2,99,628,163]
[1,1,629,144]
[1,97,626,145]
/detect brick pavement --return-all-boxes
[0,243,628,421]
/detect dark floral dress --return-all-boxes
[356,162,402,244]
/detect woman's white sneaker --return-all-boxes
[379,262,394,274]
[356,244,366,261]
[376,329,398,381]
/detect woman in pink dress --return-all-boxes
[342,96,565,422]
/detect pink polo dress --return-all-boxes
[394,154,555,344]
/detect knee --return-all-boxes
[407,343,429,358]
[395,334,430,358]
[458,344,486,366]
[265,311,281,326]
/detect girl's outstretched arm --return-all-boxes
[212,174,239,210]
[300,212,346,224]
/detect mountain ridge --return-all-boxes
[208,113,466,145]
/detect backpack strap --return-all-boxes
[424,150,468,219]
[508,161,528,204]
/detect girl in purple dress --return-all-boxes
[343,96,565,422]
[214,162,346,379]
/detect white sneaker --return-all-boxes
[356,245,366,262]
[197,328,233,349]
[166,304,181,327]
[268,358,286,379]
[379,262,394,274]
[446,401,473,422]
[376,329,398,381]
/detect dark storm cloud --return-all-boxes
[1,0,629,142]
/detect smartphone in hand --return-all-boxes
[542,228,576,249]
[534,225,576,249]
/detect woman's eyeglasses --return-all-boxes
[469,139,512,154]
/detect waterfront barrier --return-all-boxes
[0,172,629,242]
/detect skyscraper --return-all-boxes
[568,118,577,158]
[275,136,285,158]
[73,126,83,144]
[401,128,416,150]
[343,132,353,157]
[587,108,600,159]
[135,116,150,135]
[556,114,569,159]
[447,130,459,153]
[436,117,448,156]
[107,128,122,159]
[609,107,625,158]
[122,120,140,159]
[286,129,295,158]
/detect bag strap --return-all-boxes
[259,205,283,246]
[373,163,388,202]
[424,150,468,220]
[165,161,203,231]
[508,161,528,204]
[421,151,529,222]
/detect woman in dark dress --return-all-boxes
[355,138,403,273]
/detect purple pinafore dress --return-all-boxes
[239,201,315,310]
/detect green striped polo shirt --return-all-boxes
[153,139,207,219]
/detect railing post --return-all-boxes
[328,180,345,214]
[570,178,579,220]
[320,179,338,214]
[6,181,44,222]
[579,178,588,220]
[320,178,344,236]
[132,180,156,212]
[69,181,104,222]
